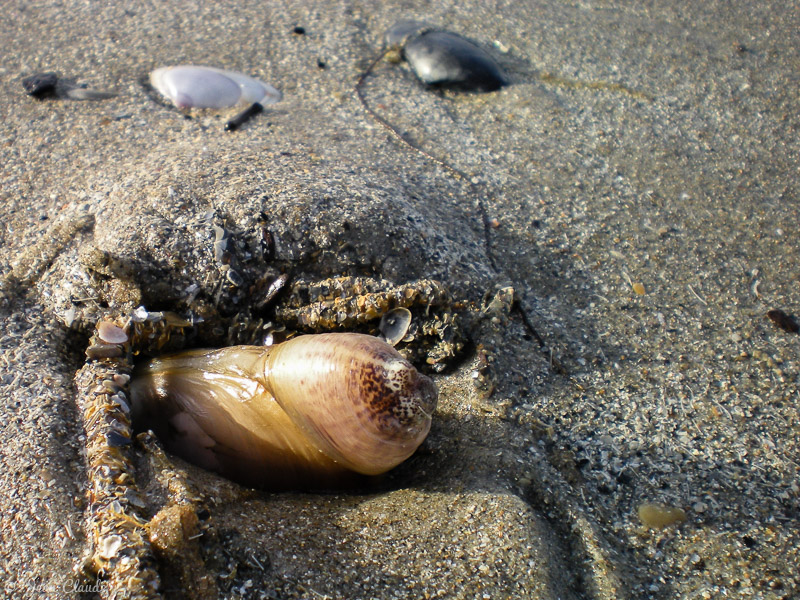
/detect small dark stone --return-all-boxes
[766,309,799,334]
[225,102,263,132]
[106,431,132,447]
[292,26,306,35]
[22,72,58,99]
[317,59,327,69]
[742,535,756,548]
[616,470,632,485]
[693,558,706,571]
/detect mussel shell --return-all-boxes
[149,65,281,109]
[22,72,58,98]
[386,21,508,91]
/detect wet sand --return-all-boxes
[1,1,798,598]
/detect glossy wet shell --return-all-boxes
[385,21,508,91]
[149,65,282,109]
[129,333,437,489]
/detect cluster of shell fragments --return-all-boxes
[275,276,464,370]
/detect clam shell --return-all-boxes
[149,65,281,109]
[130,333,437,490]
[385,21,508,91]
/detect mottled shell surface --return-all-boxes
[130,333,437,489]
[385,21,508,91]
[149,65,282,109]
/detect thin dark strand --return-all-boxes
[355,47,497,266]
[355,49,560,372]
[225,102,264,131]
[355,48,469,179]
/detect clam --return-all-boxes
[149,65,281,130]
[385,20,508,91]
[130,333,437,489]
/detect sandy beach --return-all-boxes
[1,0,798,598]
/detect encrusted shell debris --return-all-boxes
[385,20,508,91]
[149,65,281,109]
[130,333,438,490]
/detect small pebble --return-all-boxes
[638,502,687,529]
[766,309,799,334]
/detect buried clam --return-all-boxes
[130,332,438,489]
[75,315,438,597]
[384,20,508,91]
[149,65,282,130]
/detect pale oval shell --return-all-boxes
[97,321,128,344]
[150,65,281,109]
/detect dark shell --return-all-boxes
[22,72,58,98]
[386,21,508,91]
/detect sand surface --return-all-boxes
[1,1,798,598]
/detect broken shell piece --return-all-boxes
[379,307,412,346]
[149,65,281,109]
[97,321,129,344]
[98,534,123,560]
[385,21,508,91]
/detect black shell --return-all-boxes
[385,20,508,91]
[22,72,58,98]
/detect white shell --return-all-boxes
[150,65,281,109]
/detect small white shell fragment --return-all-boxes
[97,321,128,344]
[150,65,282,109]
[63,306,76,328]
[99,534,123,560]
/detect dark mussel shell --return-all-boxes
[385,20,508,91]
[22,72,59,99]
